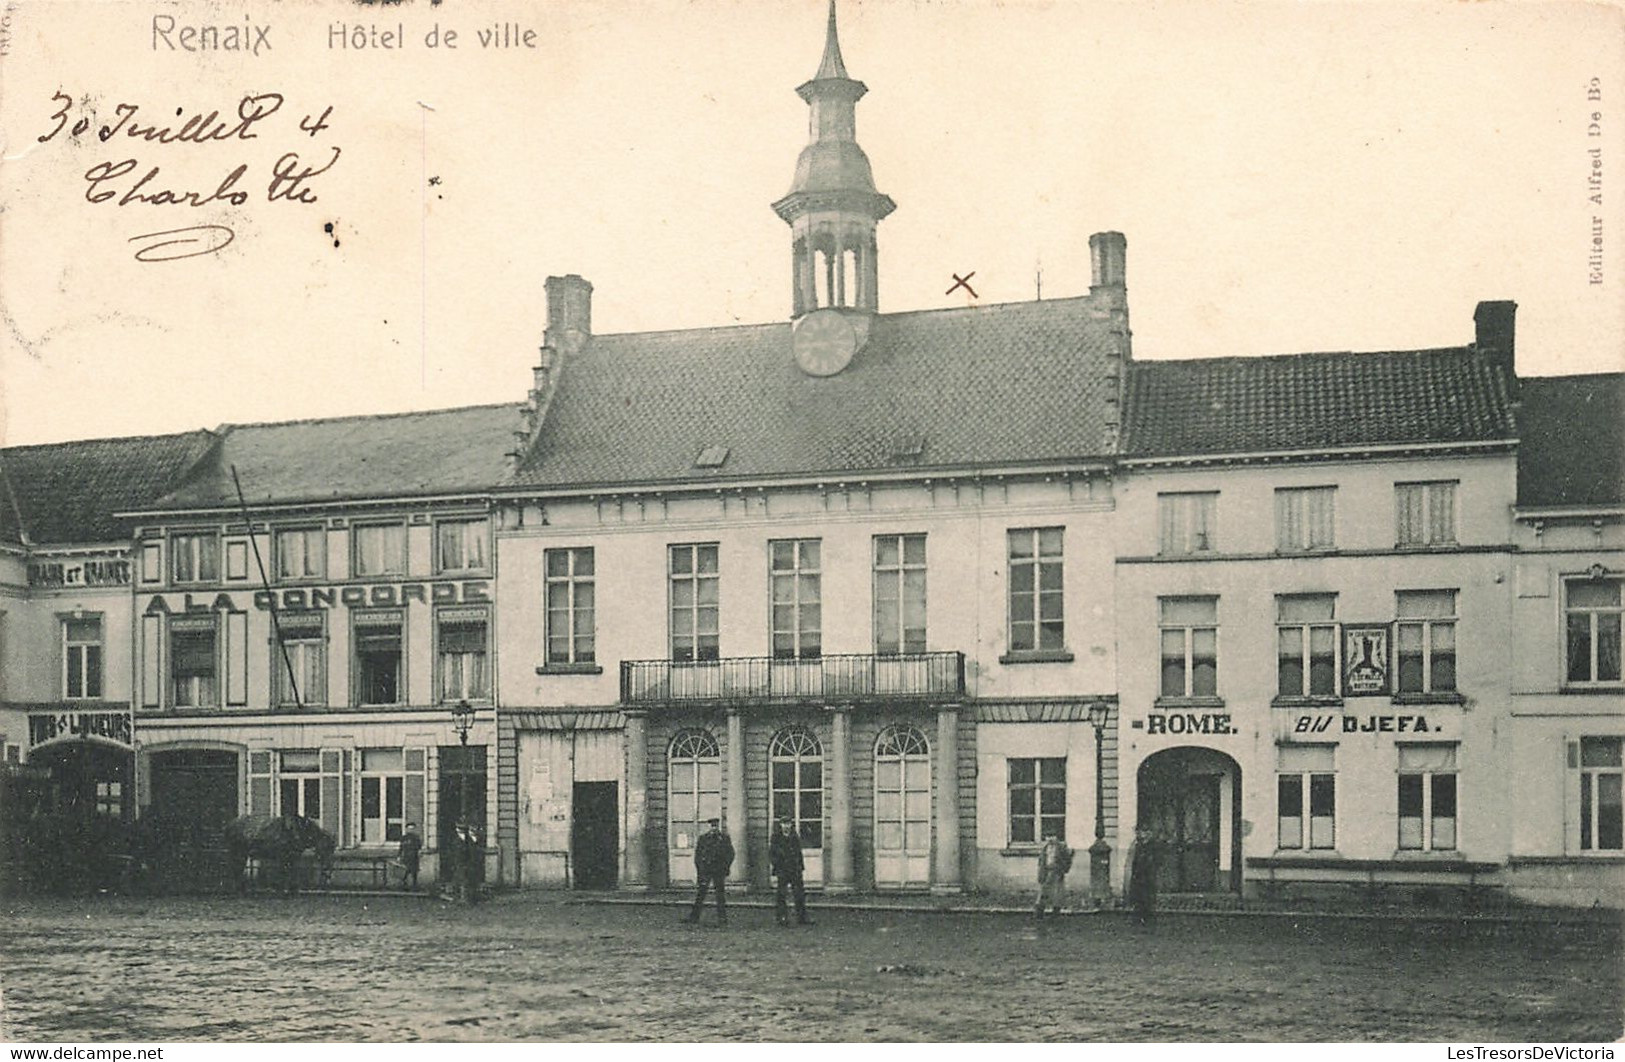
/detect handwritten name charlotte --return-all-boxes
[37,85,337,259]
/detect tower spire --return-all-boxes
[815,0,849,80]
[772,0,895,318]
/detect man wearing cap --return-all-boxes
[683,818,735,925]
[769,817,812,926]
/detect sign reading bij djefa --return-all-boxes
[28,710,134,750]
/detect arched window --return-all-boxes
[873,723,931,887]
[769,727,824,852]
[668,729,721,884]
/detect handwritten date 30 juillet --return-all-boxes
[37,91,339,258]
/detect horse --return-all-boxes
[225,814,335,894]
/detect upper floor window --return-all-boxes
[1565,578,1622,687]
[170,616,217,708]
[171,532,219,584]
[1008,528,1064,654]
[1160,596,1218,698]
[1277,594,1337,698]
[874,534,926,656]
[438,609,489,701]
[354,612,404,706]
[1275,487,1336,552]
[274,612,325,707]
[436,519,489,574]
[276,527,325,581]
[669,544,719,663]
[770,539,822,660]
[545,547,595,666]
[63,616,103,700]
[1395,481,1456,547]
[353,524,406,577]
[1159,492,1216,555]
[1396,590,1456,695]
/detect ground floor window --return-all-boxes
[278,749,324,819]
[359,748,427,844]
[1397,743,1457,851]
[1008,757,1064,844]
[1276,745,1335,850]
[1577,736,1623,852]
[95,780,123,818]
[769,727,823,850]
[874,724,931,886]
[668,729,721,859]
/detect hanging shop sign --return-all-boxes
[27,558,132,588]
[28,710,134,750]
[1342,624,1391,696]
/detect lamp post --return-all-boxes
[1086,701,1112,903]
[450,699,476,902]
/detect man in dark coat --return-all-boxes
[1127,826,1158,925]
[397,822,422,890]
[682,818,734,925]
[769,817,812,926]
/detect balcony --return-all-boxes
[619,652,966,706]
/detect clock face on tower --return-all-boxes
[791,309,858,377]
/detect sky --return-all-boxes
[0,0,1621,446]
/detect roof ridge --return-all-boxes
[214,401,523,433]
[1,426,215,455]
[585,295,1097,344]
[1132,346,1474,368]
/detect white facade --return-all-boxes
[1114,449,1520,897]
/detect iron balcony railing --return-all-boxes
[619,652,966,706]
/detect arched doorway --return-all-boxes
[1136,746,1242,893]
[873,723,930,888]
[667,728,720,885]
[769,727,824,885]
[20,741,133,893]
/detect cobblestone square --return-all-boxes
[1,895,1619,1042]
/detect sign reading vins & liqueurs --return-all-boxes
[28,710,135,749]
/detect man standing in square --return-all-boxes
[769,817,813,926]
[682,818,734,925]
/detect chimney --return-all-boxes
[1090,231,1127,292]
[544,274,593,358]
[1473,299,1517,394]
[1088,231,1131,448]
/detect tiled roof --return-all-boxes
[151,404,521,510]
[1122,348,1515,458]
[1516,373,1624,508]
[0,431,214,545]
[511,297,1121,488]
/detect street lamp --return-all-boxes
[1086,700,1112,904]
[450,699,477,902]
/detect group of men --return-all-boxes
[681,819,1160,925]
[683,817,814,926]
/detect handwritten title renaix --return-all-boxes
[36,87,338,263]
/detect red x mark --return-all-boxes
[946,271,978,298]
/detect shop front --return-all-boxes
[8,706,136,892]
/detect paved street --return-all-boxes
[1,894,1619,1042]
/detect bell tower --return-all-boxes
[772,0,895,318]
